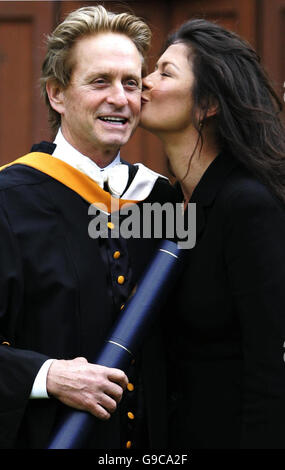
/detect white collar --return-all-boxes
[52,128,121,182]
[51,128,168,203]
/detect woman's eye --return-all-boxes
[161,72,170,77]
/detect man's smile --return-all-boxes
[98,114,129,126]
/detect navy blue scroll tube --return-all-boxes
[48,239,184,449]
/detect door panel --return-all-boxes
[261,0,285,102]
[169,0,257,47]
[0,1,55,164]
[0,20,32,163]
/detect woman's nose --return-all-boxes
[142,75,153,91]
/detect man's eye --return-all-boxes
[161,72,170,77]
[92,78,107,86]
[124,80,140,89]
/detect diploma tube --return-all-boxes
[48,239,184,449]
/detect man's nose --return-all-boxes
[106,84,128,107]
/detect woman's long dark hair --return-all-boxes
[165,19,285,203]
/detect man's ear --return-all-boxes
[46,80,65,115]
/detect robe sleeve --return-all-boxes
[225,184,285,448]
[0,191,49,448]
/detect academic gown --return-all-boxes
[0,142,178,449]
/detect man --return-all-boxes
[0,6,176,449]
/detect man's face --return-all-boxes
[56,33,142,160]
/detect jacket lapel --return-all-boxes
[183,152,240,241]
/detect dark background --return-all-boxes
[0,0,284,176]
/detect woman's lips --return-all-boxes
[141,96,150,104]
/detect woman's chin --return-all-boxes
[138,116,148,129]
[139,118,158,134]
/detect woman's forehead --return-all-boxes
[158,43,191,65]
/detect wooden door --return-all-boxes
[169,0,258,48]
[0,1,55,164]
[261,0,285,105]
[0,1,282,171]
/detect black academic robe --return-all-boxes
[0,143,178,449]
[167,152,285,449]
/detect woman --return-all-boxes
[140,19,285,449]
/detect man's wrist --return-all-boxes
[30,359,55,399]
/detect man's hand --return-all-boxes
[46,357,128,420]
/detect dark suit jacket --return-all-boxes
[168,151,285,449]
[0,143,178,449]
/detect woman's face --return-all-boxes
[140,43,195,135]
